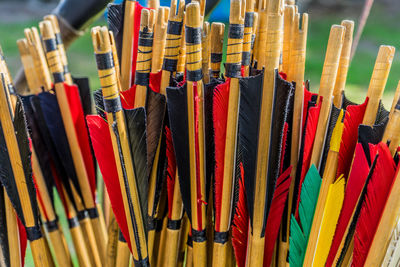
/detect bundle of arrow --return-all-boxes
[0,0,400,266]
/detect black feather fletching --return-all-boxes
[37,92,84,205]
[73,76,93,117]
[0,122,23,221]
[336,154,378,266]
[146,89,166,178]
[93,88,106,119]
[0,97,40,227]
[13,97,39,224]
[151,115,167,221]
[342,93,357,108]
[262,70,293,235]
[72,77,97,184]
[358,118,388,165]
[279,78,296,242]
[237,71,263,226]
[166,83,192,221]
[30,96,75,207]
[0,187,10,266]
[282,80,295,172]
[319,105,341,175]
[205,78,223,204]
[21,95,55,204]
[375,101,390,125]
[107,2,124,63]
[124,107,148,234]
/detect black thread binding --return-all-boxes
[191,229,206,242]
[224,63,241,78]
[211,53,222,63]
[68,216,79,228]
[244,12,254,27]
[87,207,99,219]
[104,97,122,113]
[214,231,229,244]
[185,27,202,44]
[167,21,183,35]
[95,52,114,70]
[167,219,182,230]
[228,24,244,39]
[135,71,150,86]
[53,72,65,83]
[26,225,43,241]
[163,58,178,72]
[133,257,150,267]
[55,33,63,45]
[156,219,163,232]
[242,51,251,66]
[77,210,88,221]
[148,218,157,231]
[44,39,57,52]
[187,69,203,82]
[45,219,58,232]
[138,31,154,47]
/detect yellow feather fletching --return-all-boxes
[313,175,345,266]
[329,109,345,152]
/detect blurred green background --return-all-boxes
[0,0,399,265]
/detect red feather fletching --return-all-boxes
[326,143,371,266]
[263,166,292,267]
[86,115,132,251]
[212,79,230,231]
[129,2,145,86]
[120,85,136,110]
[149,71,163,93]
[232,163,249,267]
[295,95,322,218]
[17,217,27,266]
[65,83,96,200]
[165,126,177,219]
[336,98,368,180]
[352,143,397,267]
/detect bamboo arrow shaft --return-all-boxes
[332,20,354,108]
[248,2,283,265]
[60,185,93,267]
[185,4,207,266]
[121,0,136,91]
[135,9,154,107]
[0,77,51,267]
[162,174,184,267]
[362,45,395,125]
[32,150,72,267]
[4,192,21,267]
[303,110,344,266]
[309,25,345,169]
[281,12,308,266]
[92,27,148,263]
[213,1,245,264]
[210,23,225,78]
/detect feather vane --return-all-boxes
[313,175,345,266]
[352,143,397,267]
[289,164,321,267]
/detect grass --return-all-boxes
[0,3,398,265]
